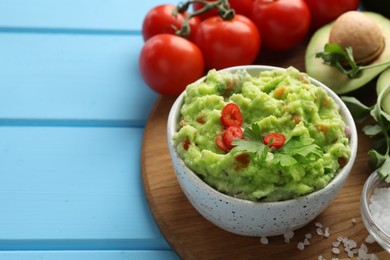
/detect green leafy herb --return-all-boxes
[315,43,390,79]
[342,91,390,183]
[231,123,322,167]
[231,123,269,160]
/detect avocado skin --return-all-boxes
[305,12,390,94]
[361,0,390,19]
[377,67,390,95]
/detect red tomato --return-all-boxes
[215,130,229,152]
[263,133,286,149]
[221,103,243,128]
[193,14,261,70]
[139,34,205,96]
[192,0,254,19]
[304,0,359,29]
[223,126,243,150]
[251,0,311,51]
[142,4,201,41]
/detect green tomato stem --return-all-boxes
[174,0,235,38]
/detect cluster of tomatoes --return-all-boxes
[139,0,359,96]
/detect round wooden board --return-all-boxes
[141,45,388,259]
[142,97,390,259]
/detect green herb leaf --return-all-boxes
[378,157,390,183]
[316,43,390,79]
[341,96,373,123]
[232,139,269,160]
[232,124,269,160]
[280,136,322,158]
[363,124,383,136]
[368,149,387,168]
[243,123,262,140]
[315,43,362,78]
[273,153,297,167]
[232,123,322,167]
[344,82,390,183]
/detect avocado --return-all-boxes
[377,67,390,115]
[305,12,390,94]
[376,67,390,95]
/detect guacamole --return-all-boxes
[173,67,351,202]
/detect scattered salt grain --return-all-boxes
[332,241,341,248]
[303,237,310,246]
[365,234,376,244]
[358,243,370,260]
[317,255,323,260]
[260,236,268,245]
[297,242,305,250]
[349,239,357,248]
[323,227,330,238]
[332,247,340,255]
[368,187,390,235]
[283,230,295,243]
[305,233,312,239]
[316,227,324,236]
[315,222,323,228]
[352,218,356,225]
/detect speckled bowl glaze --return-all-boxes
[167,65,358,237]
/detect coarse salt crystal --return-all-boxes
[305,233,312,239]
[303,238,310,246]
[369,187,390,235]
[315,222,323,228]
[365,234,376,244]
[317,228,324,236]
[260,236,268,245]
[332,247,340,255]
[332,241,341,247]
[297,242,305,250]
[352,218,356,224]
[347,239,357,249]
[323,227,330,238]
[283,230,294,243]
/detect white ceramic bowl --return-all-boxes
[361,171,390,252]
[167,65,358,237]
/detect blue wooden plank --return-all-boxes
[0,33,157,126]
[0,126,170,250]
[0,0,178,32]
[0,251,179,260]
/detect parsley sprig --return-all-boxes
[315,43,390,78]
[231,123,322,167]
[342,89,390,183]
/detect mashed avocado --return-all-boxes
[173,67,351,202]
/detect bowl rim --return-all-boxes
[361,170,390,251]
[167,65,358,206]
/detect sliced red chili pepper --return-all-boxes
[215,130,229,152]
[221,103,243,128]
[263,133,286,149]
[223,126,243,150]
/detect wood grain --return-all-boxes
[141,44,388,259]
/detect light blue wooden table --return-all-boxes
[0,0,179,259]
